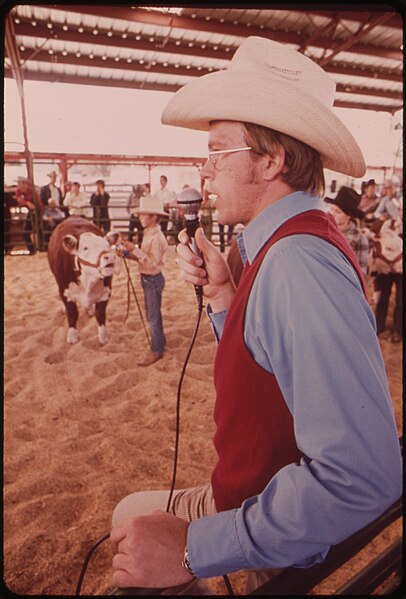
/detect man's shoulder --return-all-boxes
[260,233,341,269]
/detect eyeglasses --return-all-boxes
[207,146,252,167]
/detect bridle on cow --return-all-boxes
[74,250,113,278]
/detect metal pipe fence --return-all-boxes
[4,203,236,255]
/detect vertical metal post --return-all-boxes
[5,13,34,184]
[5,11,42,250]
[59,155,69,196]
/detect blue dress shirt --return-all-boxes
[187,192,402,577]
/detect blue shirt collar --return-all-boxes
[237,191,324,265]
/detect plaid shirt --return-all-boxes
[343,220,370,274]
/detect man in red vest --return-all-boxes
[110,37,402,594]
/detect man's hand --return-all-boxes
[110,511,193,589]
[176,228,236,312]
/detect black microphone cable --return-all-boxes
[75,532,111,596]
[165,298,203,513]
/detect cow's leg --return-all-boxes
[95,300,108,345]
[63,299,80,344]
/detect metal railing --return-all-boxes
[4,202,235,255]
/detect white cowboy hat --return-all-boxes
[134,195,169,217]
[162,36,366,178]
[47,170,58,177]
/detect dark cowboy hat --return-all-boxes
[324,186,365,219]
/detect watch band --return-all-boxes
[181,547,195,577]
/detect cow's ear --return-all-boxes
[62,234,78,254]
[105,231,120,246]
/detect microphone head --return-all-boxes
[177,187,203,215]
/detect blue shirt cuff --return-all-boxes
[206,304,228,342]
[187,510,249,578]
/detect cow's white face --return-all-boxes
[63,231,119,278]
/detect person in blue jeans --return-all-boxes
[118,195,169,366]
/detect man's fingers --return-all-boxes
[110,521,132,545]
[112,552,128,570]
[178,263,208,287]
[176,242,204,269]
[194,227,217,257]
[177,229,189,245]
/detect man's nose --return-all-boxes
[199,159,214,179]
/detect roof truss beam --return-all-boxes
[12,20,403,84]
[6,49,402,101]
[32,5,402,61]
[319,12,394,66]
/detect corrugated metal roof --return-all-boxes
[5,5,403,114]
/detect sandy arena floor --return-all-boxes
[3,248,402,595]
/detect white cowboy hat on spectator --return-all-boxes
[134,195,168,217]
[162,36,366,178]
[47,170,58,177]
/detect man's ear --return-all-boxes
[62,234,78,254]
[262,145,286,182]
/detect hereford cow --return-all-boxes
[47,217,120,344]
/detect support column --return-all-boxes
[5,13,35,187]
[6,12,42,249]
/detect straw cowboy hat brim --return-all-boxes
[162,37,366,178]
[133,207,169,217]
[134,196,169,217]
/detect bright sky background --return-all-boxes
[4,78,403,189]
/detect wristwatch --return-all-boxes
[181,547,195,577]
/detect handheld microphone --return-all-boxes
[176,187,204,308]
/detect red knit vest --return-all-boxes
[212,210,367,512]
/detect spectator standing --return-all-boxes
[116,195,169,366]
[143,183,152,199]
[4,184,18,254]
[359,178,380,216]
[63,181,89,217]
[127,184,144,245]
[40,170,63,209]
[324,186,370,275]
[15,176,43,254]
[152,175,177,235]
[373,207,403,343]
[110,36,401,594]
[42,198,65,247]
[374,180,401,221]
[90,179,111,232]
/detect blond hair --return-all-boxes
[242,122,325,196]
